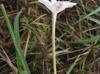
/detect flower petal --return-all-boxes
[51,0,56,3]
[52,1,76,14]
[62,1,76,8]
[39,0,52,11]
[39,0,76,15]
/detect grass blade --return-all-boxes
[14,11,22,45]
[66,56,80,74]
[0,4,31,74]
[75,7,100,24]
[87,17,100,25]
[70,35,100,44]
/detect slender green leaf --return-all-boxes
[87,17,100,25]
[66,56,80,74]
[0,4,31,74]
[70,35,100,44]
[14,11,22,45]
[75,7,100,24]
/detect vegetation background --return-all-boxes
[0,0,100,74]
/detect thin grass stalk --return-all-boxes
[24,30,31,57]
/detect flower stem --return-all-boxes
[52,13,57,74]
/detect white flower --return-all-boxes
[38,1,76,74]
[38,0,76,15]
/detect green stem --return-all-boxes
[52,13,57,74]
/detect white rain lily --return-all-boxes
[38,0,76,15]
[38,0,76,74]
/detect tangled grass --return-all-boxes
[0,0,100,74]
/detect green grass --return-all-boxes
[0,4,31,74]
[0,0,100,74]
